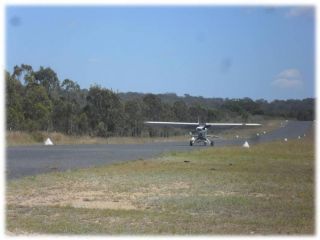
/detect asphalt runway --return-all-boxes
[6,121,313,180]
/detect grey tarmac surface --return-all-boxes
[6,121,313,180]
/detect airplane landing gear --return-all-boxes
[205,139,214,147]
[190,139,214,147]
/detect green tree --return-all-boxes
[142,94,162,121]
[56,79,82,134]
[34,67,60,99]
[23,84,52,131]
[189,104,207,123]
[61,79,80,92]
[85,85,124,136]
[124,99,144,136]
[173,100,189,121]
[76,112,89,135]
[6,71,24,130]
[20,64,35,85]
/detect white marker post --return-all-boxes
[44,138,54,146]
[243,141,250,148]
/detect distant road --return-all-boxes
[6,121,313,180]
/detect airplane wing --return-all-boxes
[205,123,261,127]
[204,123,261,129]
[144,121,199,127]
[144,121,261,128]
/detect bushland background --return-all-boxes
[6,64,315,139]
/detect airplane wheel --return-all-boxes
[189,141,193,146]
[210,141,214,146]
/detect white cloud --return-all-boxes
[285,7,314,18]
[272,78,303,88]
[272,69,303,89]
[278,69,301,79]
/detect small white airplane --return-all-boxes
[144,120,261,146]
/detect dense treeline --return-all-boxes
[6,64,315,137]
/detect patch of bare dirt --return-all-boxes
[7,189,138,210]
[7,181,193,210]
[70,200,136,210]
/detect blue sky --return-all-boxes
[6,6,315,100]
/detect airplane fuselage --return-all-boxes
[191,125,212,146]
[196,126,207,139]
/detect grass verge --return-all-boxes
[6,131,188,146]
[6,132,314,235]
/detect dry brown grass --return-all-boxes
[6,131,189,146]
